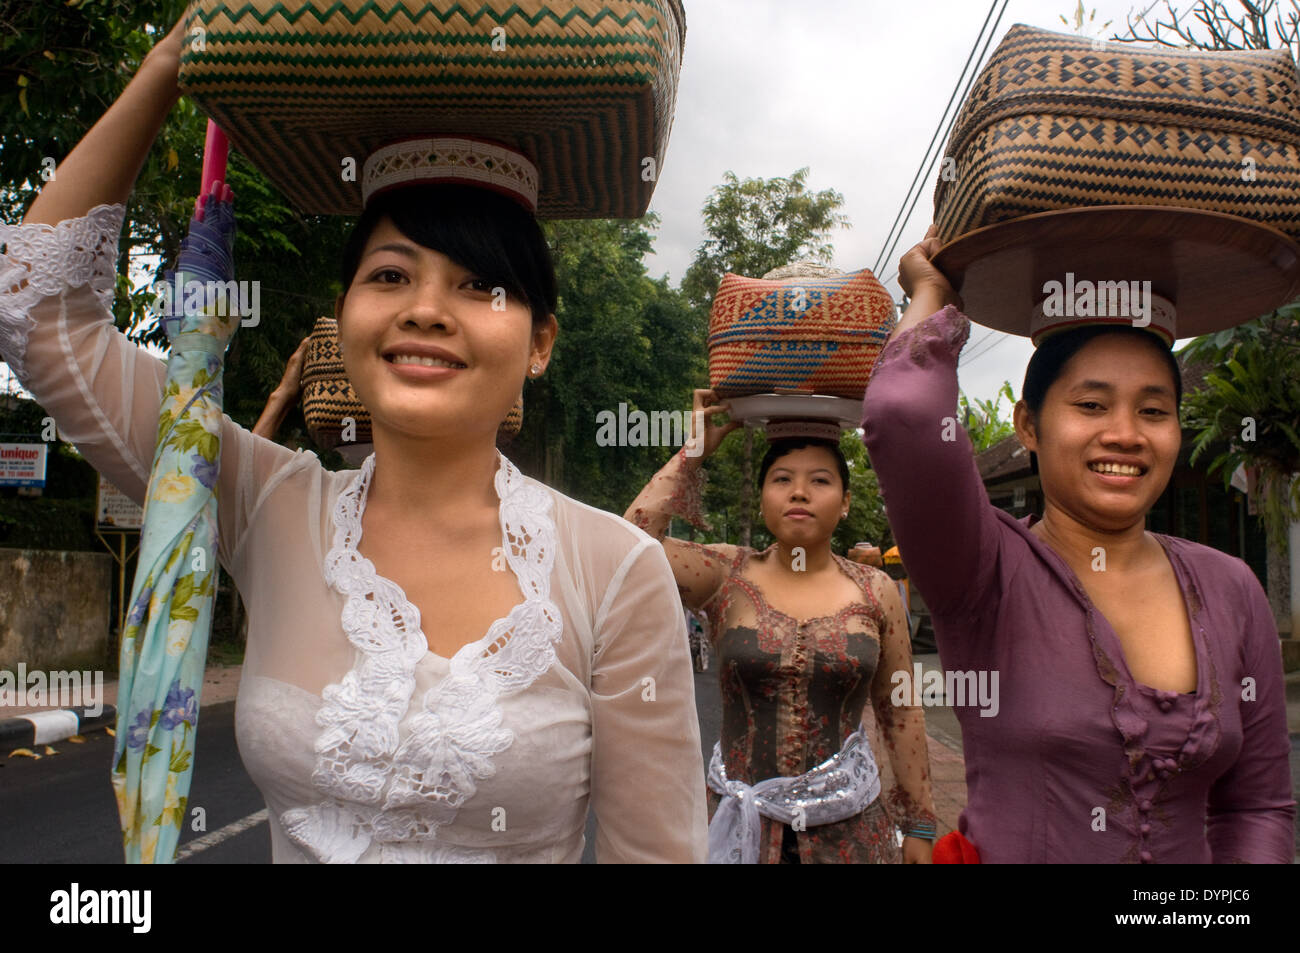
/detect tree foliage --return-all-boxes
[1180,310,1300,551]
[507,215,704,513]
[959,380,1017,453]
[681,168,849,311]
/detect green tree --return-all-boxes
[681,168,848,310]
[508,215,704,514]
[1180,311,1300,553]
[682,168,850,546]
[959,380,1016,453]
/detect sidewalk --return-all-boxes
[864,654,968,838]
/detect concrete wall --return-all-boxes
[0,548,112,673]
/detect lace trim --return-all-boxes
[0,204,124,383]
[283,451,562,863]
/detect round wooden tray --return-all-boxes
[931,206,1300,339]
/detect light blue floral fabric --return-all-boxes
[112,192,239,863]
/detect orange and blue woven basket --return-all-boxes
[707,269,896,400]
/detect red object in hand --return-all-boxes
[195,121,230,221]
[932,831,980,863]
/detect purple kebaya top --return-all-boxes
[861,305,1295,863]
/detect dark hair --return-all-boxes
[340,184,557,325]
[1022,326,1182,474]
[758,437,850,492]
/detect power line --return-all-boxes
[871,0,1006,278]
[874,0,1009,283]
[960,331,1013,368]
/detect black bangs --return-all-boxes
[758,437,851,491]
[1022,325,1183,415]
[340,183,557,324]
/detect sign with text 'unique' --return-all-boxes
[0,443,46,487]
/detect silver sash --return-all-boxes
[705,728,882,864]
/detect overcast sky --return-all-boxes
[642,0,1177,405]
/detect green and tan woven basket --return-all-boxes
[934,24,1300,243]
[177,0,686,218]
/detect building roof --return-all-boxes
[976,435,1031,482]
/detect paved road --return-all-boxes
[0,701,269,864]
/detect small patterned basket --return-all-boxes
[707,264,896,400]
[301,315,371,450]
[177,0,686,218]
[934,24,1300,242]
[299,316,524,448]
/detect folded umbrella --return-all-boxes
[111,123,239,863]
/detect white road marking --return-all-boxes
[175,808,269,862]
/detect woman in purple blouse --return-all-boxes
[861,226,1295,863]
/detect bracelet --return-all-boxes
[903,822,937,843]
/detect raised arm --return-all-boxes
[860,227,1003,619]
[623,388,742,612]
[1205,564,1296,863]
[864,567,937,864]
[0,17,298,572]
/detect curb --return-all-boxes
[0,705,116,749]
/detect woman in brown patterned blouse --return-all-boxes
[626,390,937,863]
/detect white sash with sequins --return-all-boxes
[705,727,881,864]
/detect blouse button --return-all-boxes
[1140,850,1153,863]
[1139,799,1153,813]
[1140,823,1151,835]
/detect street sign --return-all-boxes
[0,443,46,487]
[96,476,143,529]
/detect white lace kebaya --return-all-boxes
[282,452,561,863]
[0,203,708,863]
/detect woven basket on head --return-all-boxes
[706,263,895,401]
[934,24,1300,242]
[177,0,686,219]
[299,315,523,449]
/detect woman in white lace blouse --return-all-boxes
[0,20,707,863]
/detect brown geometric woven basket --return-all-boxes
[934,24,1300,243]
[177,0,686,219]
[301,315,371,450]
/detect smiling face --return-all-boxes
[1015,333,1181,532]
[759,444,849,545]
[335,217,556,442]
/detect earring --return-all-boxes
[530,363,541,376]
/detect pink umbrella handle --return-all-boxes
[197,121,229,212]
